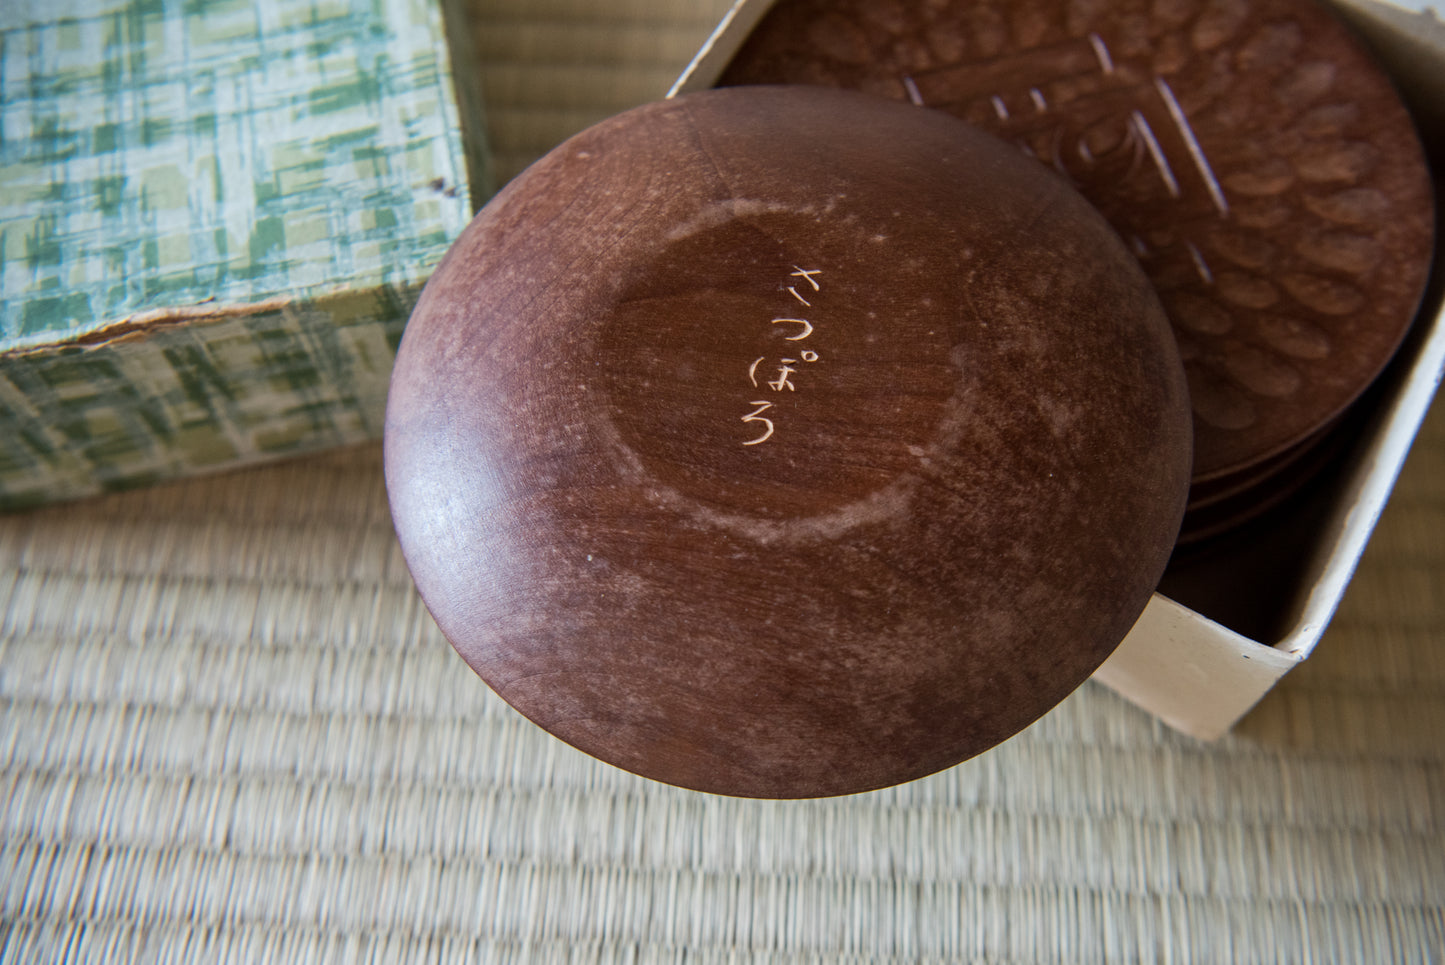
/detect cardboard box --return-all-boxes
[672,0,1445,738]
[0,0,486,509]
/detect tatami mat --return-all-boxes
[465,0,737,185]
[3,0,1444,961]
[3,402,1442,964]
[2,417,1442,963]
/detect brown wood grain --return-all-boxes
[385,87,1192,796]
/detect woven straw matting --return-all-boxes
[3,405,1443,965]
[4,2,1444,961]
[5,428,1443,965]
[466,0,742,185]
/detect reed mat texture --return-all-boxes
[4,1,1445,960]
[464,0,740,185]
[1,414,1443,965]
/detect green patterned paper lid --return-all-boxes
[0,0,475,355]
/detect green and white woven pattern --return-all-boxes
[0,0,475,507]
[0,290,410,510]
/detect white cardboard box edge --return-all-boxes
[671,0,1445,739]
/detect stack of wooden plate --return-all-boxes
[719,0,1436,545]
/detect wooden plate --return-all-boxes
[385,87,1192,797]
[721,0,1435,482]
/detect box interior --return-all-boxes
[1161,0,1445,647]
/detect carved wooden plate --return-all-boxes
[721,0,1435,481]
[385,87,1191,797]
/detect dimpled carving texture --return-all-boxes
[1258,315,1332,361]
[1222,345,1302,398]
[721,0,1434,478]
[1281,273,1366,316]
[1207,230,1276,271]
[1217,273,1280,311]
[1225,162,1294,198]
[1306,187,1392,225]
[1167,292,1232,335]
[1296,232,1382,275]
[1294,143,1378,183]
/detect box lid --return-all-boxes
[0,0,476,355]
